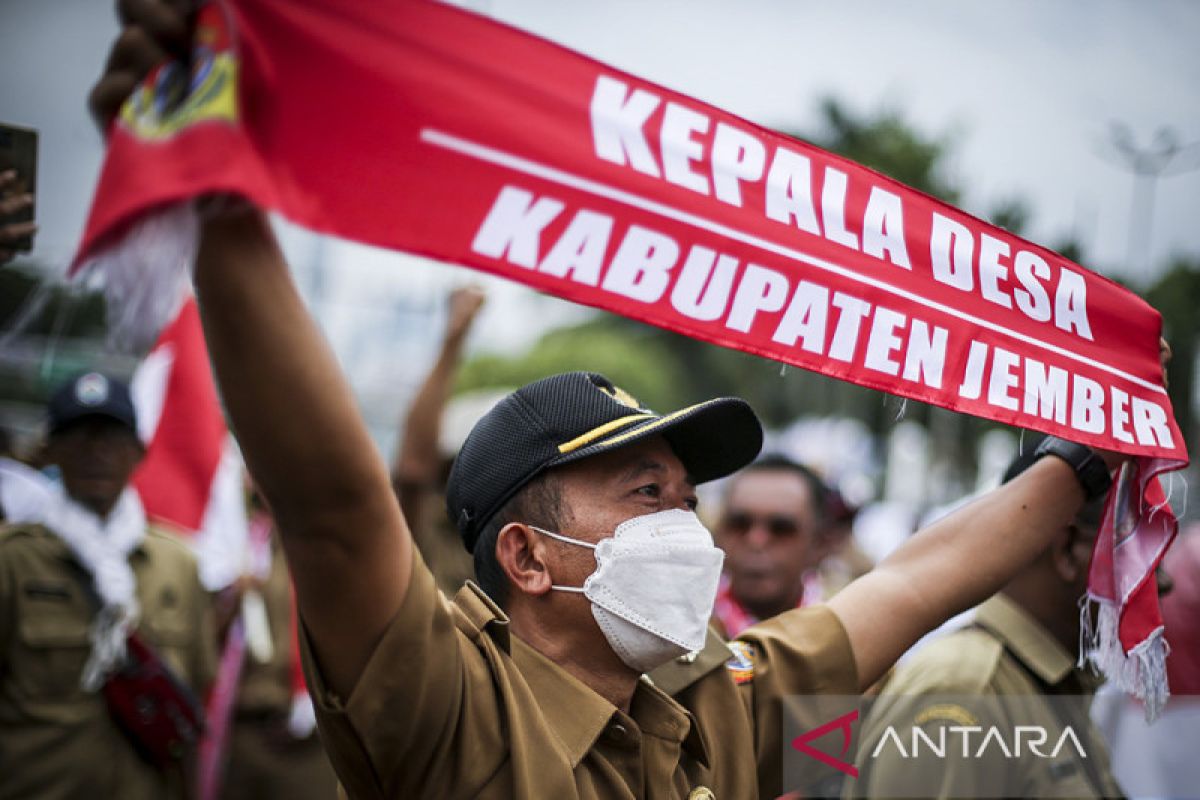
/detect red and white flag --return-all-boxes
[131,296,246,591]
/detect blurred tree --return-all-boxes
[798,97,962,204]
[987,196,1032,235]
[455,316,691,413]
[0,263,111,407]
[1051,237,1086,266]
[0,263,107,338]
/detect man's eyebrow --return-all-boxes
[618,458,665,483]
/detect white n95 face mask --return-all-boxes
[532,508,724,674]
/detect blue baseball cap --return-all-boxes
[47,372,138,436]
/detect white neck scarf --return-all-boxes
[45,484,146,690]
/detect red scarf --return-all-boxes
[74,0,1186,717]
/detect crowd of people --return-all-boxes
[0,3,1195,799]
[3,279,1189,800]
[7,302,1183,799]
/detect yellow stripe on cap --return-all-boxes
[557,413,655,454]
[578,400,715,451]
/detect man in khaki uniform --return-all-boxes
[390,286,487,596]
[92,10,1139,798]
[0,373,216,799]
[849,450,1124,799]
[221,531,338,800]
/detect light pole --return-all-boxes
[1099,123,1200,277]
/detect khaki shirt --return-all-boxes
[850,594,1124,799]
[302,548,858,799]
[0,523,217,800]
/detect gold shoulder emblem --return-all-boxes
[914,703,979,727]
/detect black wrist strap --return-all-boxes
[1033,437,1112,501]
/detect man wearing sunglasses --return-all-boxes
[713,456,830,637]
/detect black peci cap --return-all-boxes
[47,372,138,436]
[446,372,763,552]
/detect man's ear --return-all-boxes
[495,523,553,597]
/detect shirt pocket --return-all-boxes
[15,579,93,700]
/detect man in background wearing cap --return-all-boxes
[848,448,1125,799]
[0,373,216,799]
[390,285,487,596]
[93,11,1132,798]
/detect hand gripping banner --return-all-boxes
[73,0,1187,715]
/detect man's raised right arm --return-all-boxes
[91,2,412,699]
[193,211,412,698]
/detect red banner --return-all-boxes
[76,0,1185,465]
[74,0,1186,713]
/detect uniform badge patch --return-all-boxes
[725,640,756,684]
[75,372,110,406]
[119,3,238,141]
[588,374,645,411]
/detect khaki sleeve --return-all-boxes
[737,604,861,797]
[849,693,1015,799]
[299,546,504,800]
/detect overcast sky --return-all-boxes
[2,1,1198,303]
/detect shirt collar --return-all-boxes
[452,584,608,766]
[454,583,710,768]
[974,594,1076,686]
[511,631,709,768]
[510,635,623,767]
[453,581,511,651]
[630,676,711,768]
[48,528,150,565]
[642,626,732,697]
